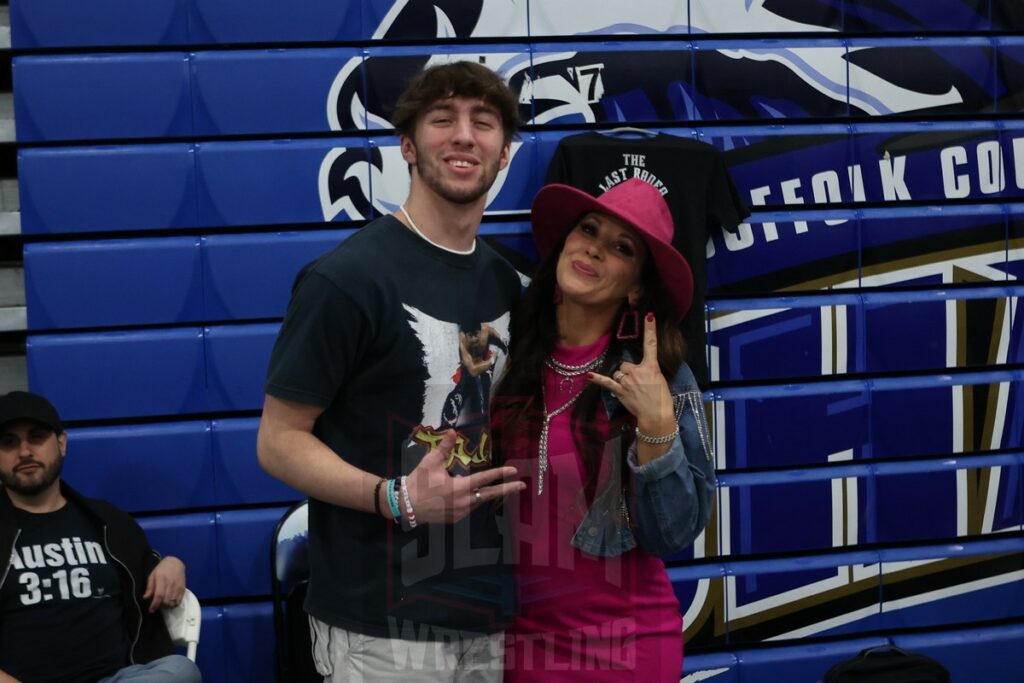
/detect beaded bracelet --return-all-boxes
[373,477,385,518]
[635,425,679,445]
[386,478,402,522]
[399,475,417,529]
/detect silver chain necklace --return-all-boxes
[537,384,589,496]
[543,351,606,394]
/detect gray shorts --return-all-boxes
[309,616,504,683]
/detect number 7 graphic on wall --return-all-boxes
[573,64,606,103]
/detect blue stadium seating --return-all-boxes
[19,144,198,235]
[201,230,352,321]
[211,418,301,506]
[879,541,1024,631]
[217,603,276,683]
[63,421,216,513]
[204,324,280,412]
[194,602,281,683]
[27,328,207,420]
[217,508,290,598]
[10,0,190,48]
[138,512,219,599]
[189,0,362,45]
[195,138,368,226]
[847,121,1003,203]
[191,49,363,136]
[738,638,890,682]
[846,37,997,116]
[680,651,738,682]
[706,285,1018,380]
[195,607,224,683]
[136,509,287,601]
[844,0,991,32]
[14,53,192,142]
[61,416,309,512]
[24,237,203,330]
[997,38,1024,113]
[891,623,1024,683]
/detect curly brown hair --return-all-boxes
[391,62,521,146]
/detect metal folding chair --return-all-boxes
[161,588,202,662]
[270,500,317,682]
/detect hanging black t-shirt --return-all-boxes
[546,132,750,387]
[0,500,129,683]
[264,215,521,639]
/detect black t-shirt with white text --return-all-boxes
[0,500,129,683]
[265,215,521,639]
[546,132,750,386]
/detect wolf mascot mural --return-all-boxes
[319,0,983,222]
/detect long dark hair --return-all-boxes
[491,234,687,504]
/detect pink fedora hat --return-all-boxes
[531,178,694,322]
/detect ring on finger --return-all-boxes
[474,488,482,502]
[613,371,626,382]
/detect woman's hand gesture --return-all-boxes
[588,313,676,438]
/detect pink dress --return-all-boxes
[504,335,683,682]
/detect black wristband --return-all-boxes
[373,478,385,517]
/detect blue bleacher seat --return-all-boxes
[195,606,224,683]
[10,0,189,49]
[879,546,1024,631]
[738,638,890,682]
[14,53,192,142]
[681,652,738,682]
[191,49,362,136]
[24,237,203,330]
[723,475,868,555]
[138,513,219,599]
[219,602,276,683]
[691,39,850,120]
[723,551,884,645]
[195,138,367,226]
[188,0,362,45]
[63,421,215,513]
[204,324,280,412]
[707,302,853,381]
[891,623,1024,683]
[27,328,207,420]
[211,418,302,506]
[19,144,198,235]
[846,37,997,116]
[848,121,1003,204]
[201,230,351,321]
[216,508,289,598]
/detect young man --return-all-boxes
[0,391,200,683]
[257,62,527,681]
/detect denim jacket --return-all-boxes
[570,352,717,558]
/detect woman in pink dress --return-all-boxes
[492,179,717,681]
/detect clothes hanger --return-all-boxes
[598,126,658,138]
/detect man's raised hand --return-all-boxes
[403,430,525,524]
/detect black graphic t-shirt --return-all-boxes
[546,132,750,387]
[0,500,128,683]
[265,215,521,638]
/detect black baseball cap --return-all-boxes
[0,391,63,433]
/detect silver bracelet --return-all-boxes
[635,425,679,445]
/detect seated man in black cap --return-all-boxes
[0,391,202,683]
